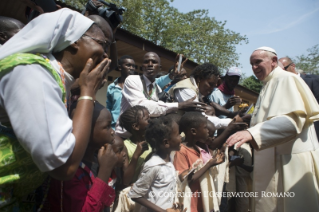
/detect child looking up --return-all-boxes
[119,105,152,186]
[48,102,126,212]
[129,116,184,212]
[174,112,225,212]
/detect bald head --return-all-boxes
[278,61,285,69]
[88,15,113,41]
[0,16,25,45]
[279,57,296,74]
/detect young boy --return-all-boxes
[174,112,225,212]
[47,102,126,212]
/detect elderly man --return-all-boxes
[227,47,319,212]
[0,16,24,45]
[279,56,319,139]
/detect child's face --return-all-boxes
[112,138,126,167]
[206,121,216,144]
[136,109,150,131]
[195,120,209,144]
[168,121,182,151]
[92,109,114,148]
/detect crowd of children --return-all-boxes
[38,100,250,212]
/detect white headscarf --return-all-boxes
[0,8,93,60]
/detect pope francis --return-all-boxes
[227,47,319,212]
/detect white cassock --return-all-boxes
[246,67,319,212]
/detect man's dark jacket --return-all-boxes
[300,74,319,139]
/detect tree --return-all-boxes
[240,75,262,93]
[62,0,248,70]
[295,44,319,75]
[62,0,87,9]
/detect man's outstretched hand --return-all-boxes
[178,96,206,112]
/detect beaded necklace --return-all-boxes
[38,54,67,108]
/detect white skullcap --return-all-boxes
[255,46,277,55]
[226,67,242,77]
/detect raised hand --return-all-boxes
[78,58,111,99]
[169,54,188,79]
[225,96,242,109]
[97,144,118,183]
[133,141,149,158]
[209,152,225,166]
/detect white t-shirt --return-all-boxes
[128,154,177,212]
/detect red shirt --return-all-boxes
[174,144,203,212]
[47,163,115,212]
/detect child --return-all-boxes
[119,105,152,186]
[174,112,225,212]
[129,116,184,212]
[47,102,126,212]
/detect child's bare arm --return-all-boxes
[181,153,225,185]
[209,122,247,150]
[122,141,148,186]
[132,197,166,212]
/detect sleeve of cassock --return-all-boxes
[247,114,304,151]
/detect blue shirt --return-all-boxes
[106,74,172,129]
[209,88,234,119]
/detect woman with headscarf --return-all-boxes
[0,8,112,209]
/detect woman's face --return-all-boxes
[74,27,109,78]
[198,75,219,97]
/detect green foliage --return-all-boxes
[62,0,87,9]
[294,44,319,75]
[240,75,262,93]
[239,72,247,85]
[63,0,248,70]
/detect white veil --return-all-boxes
[0,8,93,60]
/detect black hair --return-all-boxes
[119,105,148,133]
[119,55,134,66]
[179,112,207,133]
[191,63,220,81]
[165,113,183,126]
[145,115,175,154]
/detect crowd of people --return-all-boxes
[0,3,319,212]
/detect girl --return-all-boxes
[47,103,126,212]
[129,116,184,212]
[119,105,152,186]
